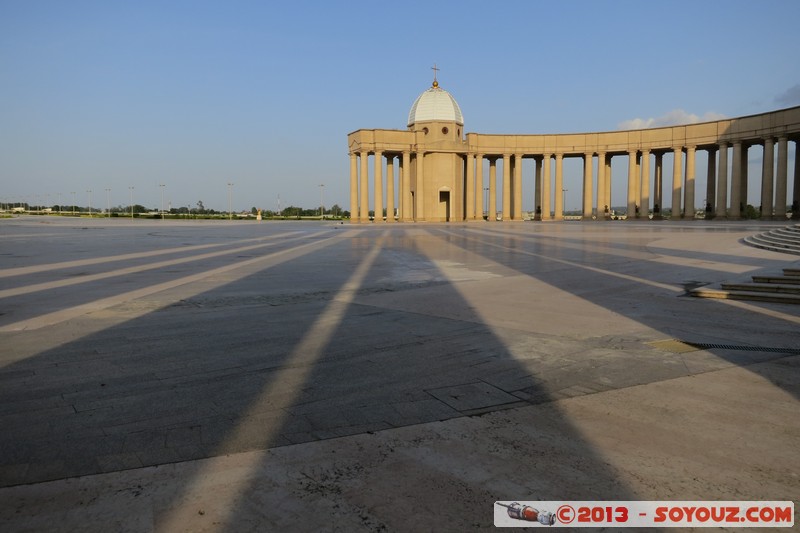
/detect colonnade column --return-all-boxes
[401,151,411,221]
[716,143,728,218]
[360,152,369,222]
[513,154,523,220]
[730,142,742,218]
[740,145,749,214]
[761,138,774,219]
[542,155,551,220]
[641,150,651,219]
[489,158,497,221]
[533,157,542,220]
[554,154,564,220]
[775,137,788,219]
[706,147,717,215]
[596,151,606,218]
[465,153,475,220]
[385,155,395,223]
[684,146,696,219]
[627,150,637,216]
[583,152,593,218]
[415,152,425,221]
[793,141,800,218]
[350,152,358,222]
[374,151,383,223]
[502,154,511,220]
[654,152,663,217]
[672,147,683,218]
[475,154,484,220]
[605,155,612,215]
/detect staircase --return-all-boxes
[743,223,800,255]
[690,268,800,304]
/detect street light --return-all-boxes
[562,188,568,214]
[105,188,111,217]
[319,183,325,219]
[484,187,489,217]
[227,182,234,220]
[71,191,76,216]
[87,189,92,217]
[129,187,134,219]
[159,184,165,220]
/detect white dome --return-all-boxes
[407,82,464,127]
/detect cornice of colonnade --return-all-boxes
[461,105,800,156]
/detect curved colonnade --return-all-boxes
[348,106,800,223]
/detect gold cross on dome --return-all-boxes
[431,63,440,87]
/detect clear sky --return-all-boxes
[2,0,799,213]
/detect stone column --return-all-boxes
[605,155,612,215]
[350,152,358,222]
[596,151,606,218]
[740,145,749,214]
[635,153,642,217]
[672,147,683,219]
[385,155,395,223]
[761,138,774,219]
[641,150,651,219]
[534,157,542,220]
[654,152,663,218]
[776,137,788,219]
[374,150,383,223]
[401,151,411,221]
[627,150,637,217]
[415,152,425,221]
[489,158,497,221]
[465,153,475,220]
[583,152,593,218]
[730,142,742,218]
[476,154,484,220]
[502,154,511,220]
[513,154,523,220]
[360,152,370,222]
[793,141,800,219]
[684,146,696,219]
[706,147,717,215]
[542,155,551,220]
[554,154,564,220]
[716,143,728,218]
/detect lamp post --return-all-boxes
[71,191,76,215]
[484,187,489,217]
[159,184,165,220]
[562,188,568,215]
[105,188,111,217]
[129,187,134,219]
[319,183,324,219]
[87,189,92,217]
[227,182,234,220]
[57,193,62,214]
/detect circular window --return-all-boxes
[442,127,449,134]
[422,127,429,135]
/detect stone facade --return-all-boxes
[348,81,800,222]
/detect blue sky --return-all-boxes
[2,0,799,212]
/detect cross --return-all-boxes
[431,63,440,84]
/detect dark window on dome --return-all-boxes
[422,127,429,135]
[458,128,461,136]
[442,127,449,134]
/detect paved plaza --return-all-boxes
[0,216,798,531]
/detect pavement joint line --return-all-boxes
[0,230,346,333]
[0,230,306,279]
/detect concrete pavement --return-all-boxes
[0,216,798,531]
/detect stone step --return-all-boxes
[784,268,800,277]
[689,287,800,304]
[751,275,800,285]
[743,236,800,256]
[754,232,800,246]
[721,282,800,294]
[771,228,800,240]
